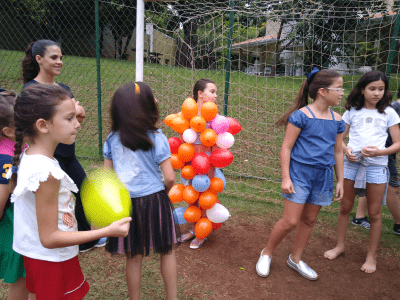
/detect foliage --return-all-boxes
[356,41,382,66]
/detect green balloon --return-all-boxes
[81,168,132,228]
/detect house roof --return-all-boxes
[232,35,278,49]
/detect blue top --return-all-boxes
[103,129,171,198]
[0,154,12,222]
[289,107,346,168]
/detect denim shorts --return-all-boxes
[344,160,388,184]
[388,155,399,187]
[282,160,333,206]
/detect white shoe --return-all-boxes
[287,254,318,281]
[256,250,271,277]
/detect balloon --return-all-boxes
[200,102,218,121]
[227,117,242,135]
[164,114,178,127]
[81,168,132,228]
[168,137,182,154]
[198,190,218,210]
[211,115,229,134]
[170,154,185,169]
[216,132,235,149]
[206,203,230,223]
[210,149,234,168]
[200,129,217,147]
[182,128,197,144]
[214,168,226,188]
[171,116,190,133]
[173,207,187,225]
[191,152,211,174]
[178,143,195,162]
[209,177,224,193]
[181,98,198,120]
[181,165,196,180]
[212,222,222,230]
[182,185,199,204]
[168,184,185,203]
[192,174,210,192]
[190,115,207,132]
[195,218,212,239]
[184,206,202,223]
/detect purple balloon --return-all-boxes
[211,115,229,134]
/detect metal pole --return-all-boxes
[136,0,145,82]
[223,0,234,117]
[95,0,102,156]
[386,3,400,80]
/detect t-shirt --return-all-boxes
[0,138,13,222]
[103,129,171,197]
[343,106,400,166]
[7,151,79,262]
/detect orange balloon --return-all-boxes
[183,185,199,204]
[177,112,183,117]
[184,206,202,223]
[198,190,218,209]
[168,184,185,203]
[190,115,207,132]
[182,98,198,120]
[200,129,217,147]
[195,218,212,239]
[177,143,195,162]
[170,154,185,169]
[209,177,224,194]
[181,165,197,180]
[171,116,190,133]
[200,102,218,121]
[164,114,177,127]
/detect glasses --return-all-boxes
[325,87,345,92]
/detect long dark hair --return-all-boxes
[345,70,391,113]
[21,39,60,84]
[110,82,159,151]
[193,79,215,102]
[0,91,17,136]
[276,69,342,126]
[9,84,71,192]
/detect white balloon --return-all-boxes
[182,128,197,143]
[216,132,235,149]
[206,203,230,223]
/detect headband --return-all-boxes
[135,82,140,95]
[306,67,320,84]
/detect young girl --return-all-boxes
[103,82,179,300]
[0,91,29,300]
[179,78,218,249]
[8,84,131,300]
[324,71,400,273]
[256,69,346,281]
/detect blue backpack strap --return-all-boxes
[305,106,316,118]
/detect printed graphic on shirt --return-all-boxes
[354,116,386,133]
[2,163,11,179]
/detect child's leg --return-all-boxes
[355,196,368,218]
[324,179,357,260]
[160,250,178,300]
[386,185,400,224]
[262,199,305,256]
[126,254,144,300]
[7,277,29,300]
[291,203,322,263]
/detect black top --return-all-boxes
[385,101,400,160]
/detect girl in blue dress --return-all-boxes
[256,68,346,281]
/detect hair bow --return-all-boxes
[306,67,320,83]
[135,82,140,95]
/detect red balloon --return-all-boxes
[210,149,234,168]
[212,222,222,230]
[191,152,211,174]
[168,137,182,154]
[226,117,242,135]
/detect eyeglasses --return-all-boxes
[325,88,345,92]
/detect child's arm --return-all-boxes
[341,124,358,162]
[159,158,175,194]
[0,184,9,218]
[333,132,345,201]
[280,123,301,194]
[104,158,113,169]
[361,124,400,157]
[35,174,131,249]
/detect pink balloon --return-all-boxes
[191,152,211,174]
[210,149,234,168]
[216,132,235,149]
[211,115,229,134]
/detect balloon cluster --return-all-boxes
[164,97,241,239]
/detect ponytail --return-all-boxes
[9,127,24,193]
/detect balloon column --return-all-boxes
[164,97,242,239]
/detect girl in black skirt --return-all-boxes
[103,82,180,300]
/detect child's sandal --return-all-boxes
[180,230,195,242]
[190,237,207,249]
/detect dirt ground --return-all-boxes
[176,216,400,300]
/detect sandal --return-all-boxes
[180,230,195,242]
[190,237,207,249]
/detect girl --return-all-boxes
[103,82,179,300]
[256,69,346,280]
[8,84,131,300]
[0,91,29,300]
[21,39,105,252]
[179,78,218,249]
[324,71,400,273]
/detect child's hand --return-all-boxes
[345,148,358,162]
[281,179,295,194]
[334,181,344,201]
[75,101,86,123]
[361,146,381,157]
[106,217,132,238]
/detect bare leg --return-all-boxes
[386,185,400,224]
[28,294,36,300]
[160,250,178,300]
[126,254,144,300]
[355,196,368,218]
[291,203,322,263]
[324,179,357,260]
[7,277,29,300]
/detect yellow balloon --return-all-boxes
[81,168,132,228]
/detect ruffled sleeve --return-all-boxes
[337,120,346,133]
[103,132,114,160]
[153,129,171,164]
[288,110,307,129]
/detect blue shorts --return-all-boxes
[282,160,333,206]
[344,160,387,184]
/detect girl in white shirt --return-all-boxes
[325,71,400,274]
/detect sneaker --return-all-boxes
[394,224,400,236]
[287,254,318,281]
[256,250,272,278]
[352,217,370,230]
[94,237,108,248]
